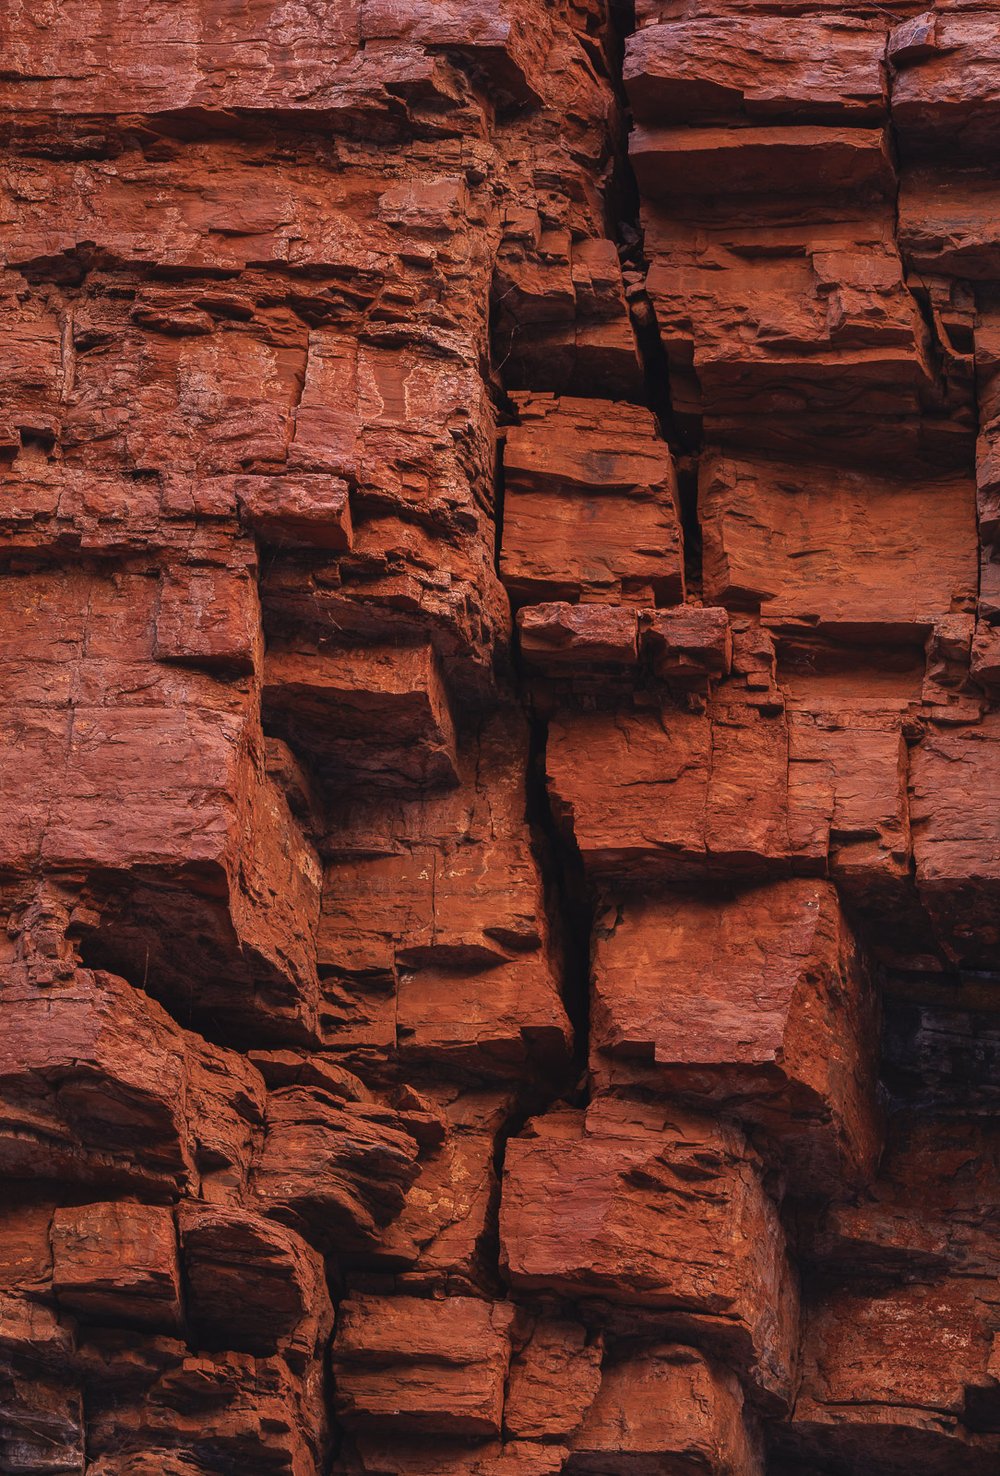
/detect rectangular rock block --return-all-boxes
[625,17,886,126]
[631,125,895,202]
[233,474,353,550]
[700,452,977,634]
[782,1279,1000,1473]
[518,604,639,671]
[546,702,827,883]
[909,714,1000,968]
[591,879,881,1189]
[0,967,264,1195]
[263,641,459,791]
[640,208,945,460]
[568,1344,763,1475]
[250,1085,421,1252]
[642,605,732,682]
[0,568,321,1043]
[332,1294,515,1437]
[316,714,570,1074]
[892,15,1000,158]
[50,1202,182,1332]
[178,1202,332,1362]
[500,1100,798,1409]
[501,393,683,606]
[504,1319,603,1442]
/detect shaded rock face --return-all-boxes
[2,4,1000,1475]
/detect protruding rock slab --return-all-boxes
[700,452,977,633]
[332,1295,515,1437]
[568,1344,764,1475]
[500,1099,798,1409]
[591,878,881,1189]
[501,394,683,607]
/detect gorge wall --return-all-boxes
[2,1,1000,1472]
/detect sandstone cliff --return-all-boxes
[2,2,1000,1473]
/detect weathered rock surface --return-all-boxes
[2,1,999,1473]
[500,1100,798,1408]
[590,879,881,1190]
[501,394,683,608]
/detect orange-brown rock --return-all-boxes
[568,1344,764,1475]
[700,452,978,635]
[332,1295,515,1437]
[591,879,881,1188]
[50,1202,182,1333]
[250,1084,422,1253]
[500,1099,798,1408]
[263,642,460,792]
[4,0,1000,1470]
[0,566,322,1045]
[626,16,887,126]
[545,698,827,882]
[637,182,965,463]
[504,1319,603,1442]
[317,714,570,1075]
[0,967,264,1194]
[909,713,1000,967]
[781,1279,1000,1474]
[501,394,683,607]
[812,1113,1000,1280]
[178,1203,333,1362]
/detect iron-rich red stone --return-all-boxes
[2,0,999,1471]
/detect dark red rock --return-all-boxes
[501,394,683,607]
[50,1202,182,1333]
[332,1295,515,1437]
[568,1344,764,1474]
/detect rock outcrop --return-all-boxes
[2,2,999,1473]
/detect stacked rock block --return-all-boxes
[503,1,1000,1471]
[2,1,1000,1474]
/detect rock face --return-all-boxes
[1,3,999,1475]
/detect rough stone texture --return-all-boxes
[590,879,881,1191]
[2,2,1000,1475]
[500,1100,799,1410]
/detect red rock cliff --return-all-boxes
[2,1,1000,1472]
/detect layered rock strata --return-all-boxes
[2,2,999,1474]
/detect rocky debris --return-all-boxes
[2,0,1000,1471]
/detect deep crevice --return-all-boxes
[525,705,595,1095]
